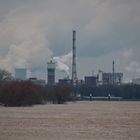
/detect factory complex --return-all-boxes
[14,31,123,87]
[13,31,126,99]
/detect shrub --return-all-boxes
[46,85,71,104]
[0,80,42,106]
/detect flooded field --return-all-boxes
[0,101,140,140]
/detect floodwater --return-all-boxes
[0,101,140,140]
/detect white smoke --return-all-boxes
[0,6,53,76]
[53,52,72,77]
[125,61,139,72]
[123,48,140,79]
[125,61,140,77]
[0,5,72,79]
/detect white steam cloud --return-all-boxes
[0,6,53,76]
[122,48,140,79]
[53,52,72,77]
[125,61,140,78]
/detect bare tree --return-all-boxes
[0,69,12,82]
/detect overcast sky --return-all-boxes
[0,0,140,82]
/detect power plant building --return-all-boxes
[47,60,55,85]
[132,78,140,85]
[85,76,97,87]
[15,68,27,80]
[102,73,123,85]
[29,77,46,87]
[58,79,72,85]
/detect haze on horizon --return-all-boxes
[0,0,140,82]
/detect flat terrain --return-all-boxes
[0,101,140,140]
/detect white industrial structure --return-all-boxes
[15,68,27,80]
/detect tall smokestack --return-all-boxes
[72,30,77,85]
[112,60,115,84]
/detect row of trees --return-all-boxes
[0,68,140,106]
[0,69,71,106]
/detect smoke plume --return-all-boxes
[0,6,53,76]
[53,52,72,77]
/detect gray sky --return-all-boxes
[0,0,140,82]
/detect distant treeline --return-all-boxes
[0,80,140,107]
[79,84,140,100]
[0,67,140,106]
[1,68,140,107]
[0,80,71,107]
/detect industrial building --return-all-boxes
[97,61,123,85]
[102,72,123,85]
[15,68,27,80]
[46,30,76,86]
[46,31,124,92]
[58,79,72,85]
[29,77,46,87]
[85,76,97,87]
[132,78,140,85]
[47,60,55,86]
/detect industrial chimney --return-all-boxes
[72,30,77,85]
[112,60,115,84]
